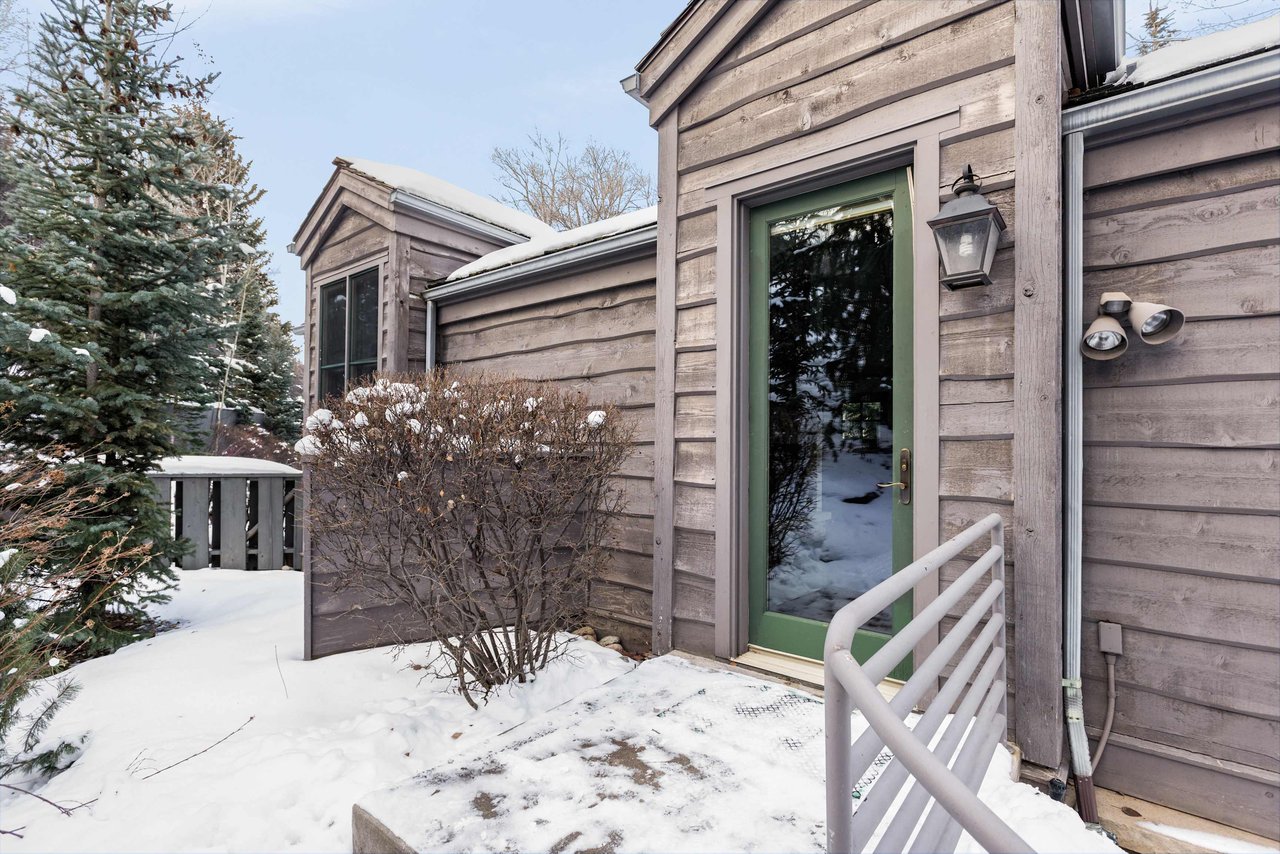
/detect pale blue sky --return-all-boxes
[156,0,686,330]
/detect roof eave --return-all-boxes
[426,224,658,305]
[1063,48,1280,138]
[389,190,533,245]
[1061,0,1124,91]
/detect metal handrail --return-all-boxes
[825,513,1033,854]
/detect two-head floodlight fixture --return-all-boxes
[1081,291,1185,360]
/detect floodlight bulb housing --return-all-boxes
[1129,301,1185,345]
[1081,315,1128,360]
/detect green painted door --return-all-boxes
[747,169,914,677]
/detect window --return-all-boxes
[318,267,379,401]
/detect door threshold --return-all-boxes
[732,645,903,701]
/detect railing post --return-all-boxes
[826,658,855,854]
[151,476,172,540]
[991,518,1008,729]
[283,478,297,569]
[257,476,284,570]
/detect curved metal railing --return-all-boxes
[824,513,1034,853]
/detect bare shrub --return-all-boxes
[209,421,298,467]
[302,372,633,708]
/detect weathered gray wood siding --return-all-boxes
[658,0,1027,722]
[435,258,660,652]
[1077,102,1280,836]
[298,172,524,659]
[297,171,515,412]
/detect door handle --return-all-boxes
[877,447,911,505]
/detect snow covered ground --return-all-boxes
[359,656,1122,854]
[0,570,634,852]
[1,570,1125,854]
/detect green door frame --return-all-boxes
[746,168,914,677]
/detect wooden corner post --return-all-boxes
[1012,0,1064,769]
[651,113,679,655]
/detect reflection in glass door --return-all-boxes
[747,170,913,668]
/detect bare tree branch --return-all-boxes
[492,129,655,230]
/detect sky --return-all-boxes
[14,0,687,331]
[7,0,1274,335]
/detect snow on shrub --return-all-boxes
[303,372,633,708]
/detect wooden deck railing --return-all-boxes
[147,456,303,571]
[825,513,1032,854]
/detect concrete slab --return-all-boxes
[353,655,1118,854]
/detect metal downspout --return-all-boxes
[1057,48,1280,827]
[1062,130,1097,822]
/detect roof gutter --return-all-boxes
[620,72,647,106]
[389,189,535,246]
[1059,48,1280,820]
[1064,48,1280,136]
[425,223,658,305]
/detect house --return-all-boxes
[290,1,1280,842]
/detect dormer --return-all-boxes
[291,157,552,412]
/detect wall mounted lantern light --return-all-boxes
[926,165,1006,290]
[1081,291,1185,360]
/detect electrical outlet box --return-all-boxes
[1098,621,1124,655]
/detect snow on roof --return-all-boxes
[1104,14,1280,87]
[337,157,555,240]
[446,206,658,282]
[152,455,302,477]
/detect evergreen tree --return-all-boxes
[0,0,237,652]
[176,101,300,448]
[1139,2,1177,55]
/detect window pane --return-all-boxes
[319,367,346,403]
[320,283,347,367]
[348,362,376,386]
[350,269,379,364]
[765,200,896,630]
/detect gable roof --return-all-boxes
[623,0,775,126]
[336,157,554,240]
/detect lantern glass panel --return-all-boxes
[933,217,992,277]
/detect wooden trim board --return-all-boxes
[709,114,953,663]
[1095,787,1280,853]
[1011,0,1064,769]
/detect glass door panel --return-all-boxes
[748,170,913,671]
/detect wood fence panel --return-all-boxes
[258,477,284,571]
[219,478,248,570]
[180,478,210,571]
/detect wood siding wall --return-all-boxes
[300,179,521,659]
[660,0,1026,717]
[1078,103,1280,836]
[435,260,660,653]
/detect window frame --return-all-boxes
[317,266,379,401]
